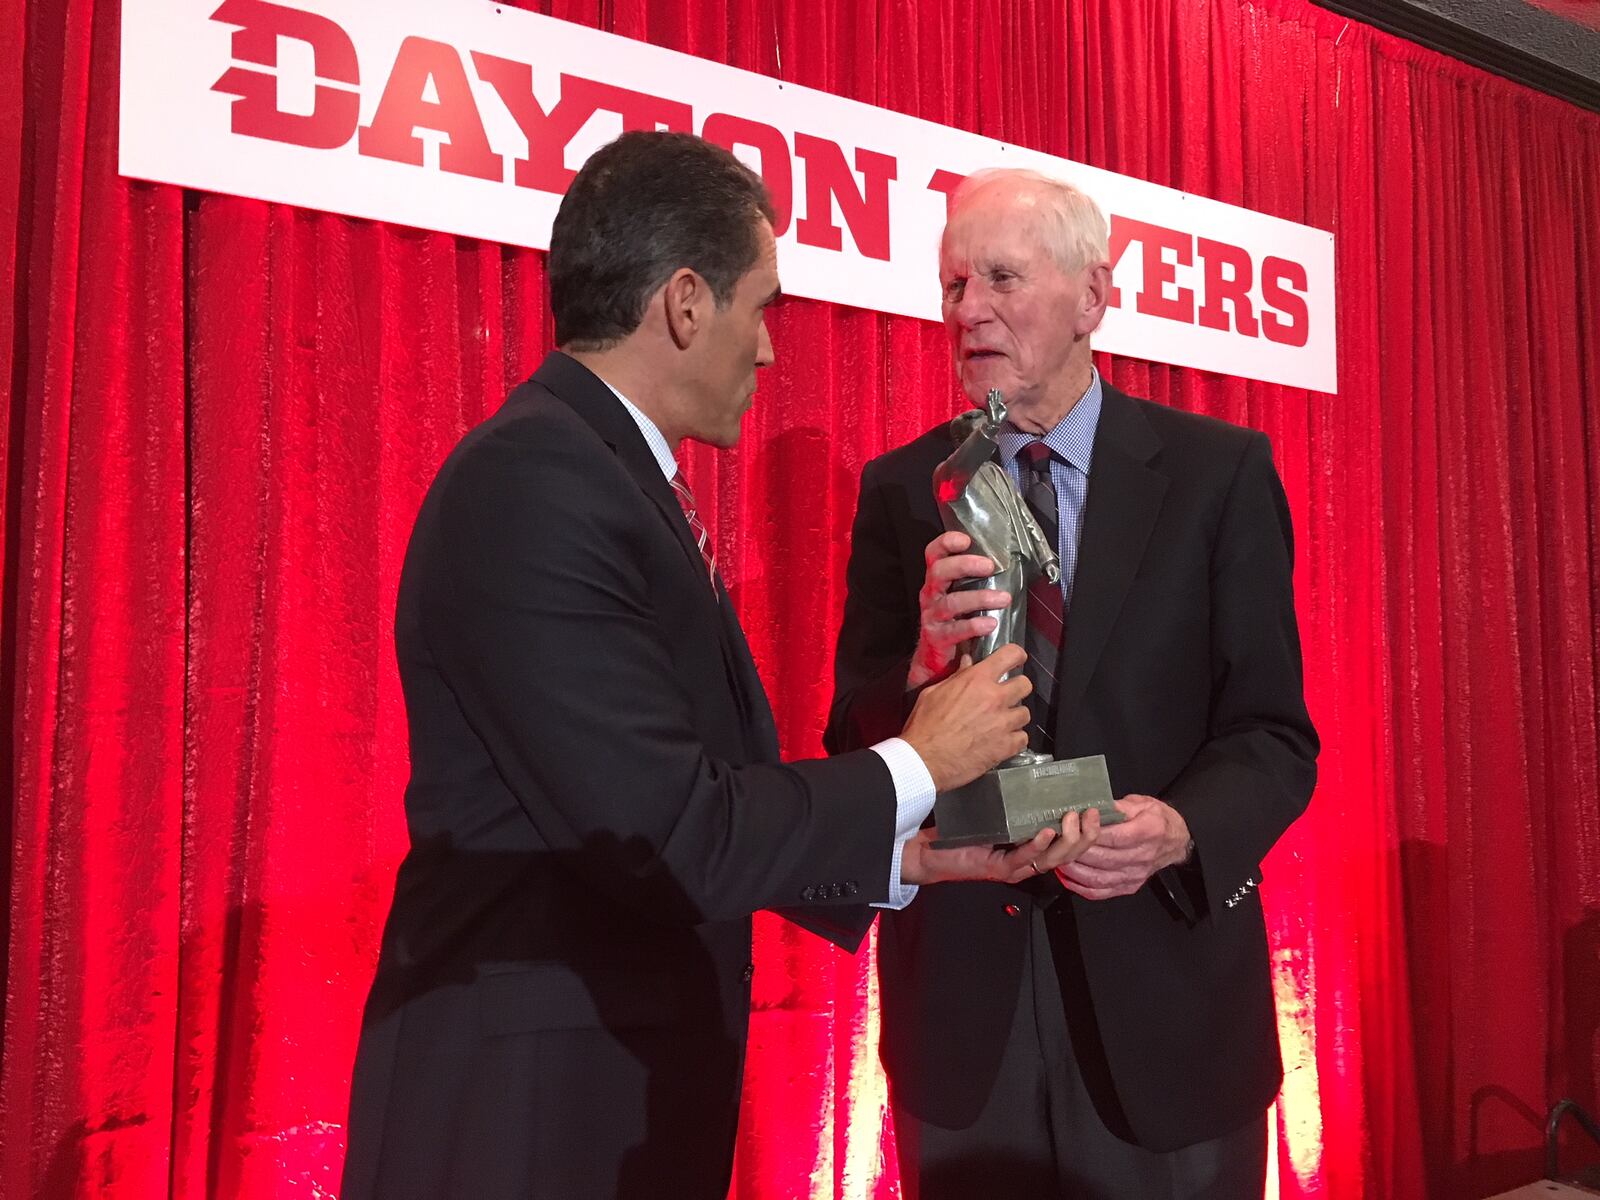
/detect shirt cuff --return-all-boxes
[868,737,937,910]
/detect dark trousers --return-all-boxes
[892,900,1267,1200]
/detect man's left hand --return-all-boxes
[1056,794,1190,900]
[902,809,1100,886]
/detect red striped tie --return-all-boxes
[669,471,718,588]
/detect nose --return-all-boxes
[756,316,774,368]
[948,280,992,330]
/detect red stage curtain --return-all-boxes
[4,0,1598,1197]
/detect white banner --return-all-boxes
[120,0,1338,391]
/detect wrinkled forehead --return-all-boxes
[939,202,1053,273]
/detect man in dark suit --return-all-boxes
[340,135,1094,1200]
[827,169,1320,1198]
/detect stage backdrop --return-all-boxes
[3,0,1598,1198]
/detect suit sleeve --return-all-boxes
[422,430,898,926]
[1163,432,1319,915]
[825,459,923,754]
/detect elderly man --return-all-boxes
[341,137,1095,1200]
[826,169,1319,1198]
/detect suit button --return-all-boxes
[1003,903,1022,918]
[827,883,842,898]
[800,886,816,902]
[742,962,755,983]
[844,881,859,897]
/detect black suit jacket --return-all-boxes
[342,352,897,1199]
[825,382,1318,1152]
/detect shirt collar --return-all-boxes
[994,368,1103,474]
[600,378,679,481]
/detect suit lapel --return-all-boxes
[1054,386,1166,739]
[530,353,772,758]
[531,353,715,591]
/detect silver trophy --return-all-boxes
[930,389,1123,847]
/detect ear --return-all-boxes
[1077,261,1112,337]
[662,267,710,351]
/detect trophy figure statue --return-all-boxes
[929,389,1123,847]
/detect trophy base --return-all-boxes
[931,753,1126,848]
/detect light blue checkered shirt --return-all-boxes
[993,369,1103,611]
[601,375,934,909]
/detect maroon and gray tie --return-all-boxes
[1019,442,1063,754]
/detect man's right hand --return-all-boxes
[906,531,1014,689]
[900,644,1031,792]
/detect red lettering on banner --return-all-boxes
[701,113,793,236]
[1261,256,1310,347]
[1110,218,1308,342]
[358,37,501,181]
[926,169,965,219]
[474,59,692,194]
[197,2,1321,367]
[1107,216,1135,308]
[1196,237,1259,337]
[793,135,897,261]
[1109,216,1194,323]
[210,0,360,149]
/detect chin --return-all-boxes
[978,374,1041,408]
[961,376,1004,405]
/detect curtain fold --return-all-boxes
[4,0,1597,1196]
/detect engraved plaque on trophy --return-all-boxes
[929,389,1124,848]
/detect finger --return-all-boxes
[924,531,973,563]
[1035,824,1087,870]
[928,615,1000,642]
[1053,810,1086,850]
[1091,812,1160,848]
[1012,827,1056,861]
[1039,812,1094,859]
[1072,845,1122,869]
[1059,871,1129,897]
[1074,843,1151,870]
[929,554,1000,584]
[1057,861,1125,890]
[998,828,1056,879]
[1000,674,1033,703]
[1049,819,1100,864]
[981,643,1027,677]
[1059,878,1120,902]
[935,587,1012,618]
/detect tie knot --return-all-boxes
[1020,441,1053,473]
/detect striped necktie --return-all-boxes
[669,471,717,589]
[1019,442,1064,754]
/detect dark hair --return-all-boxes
[549,131,776,350]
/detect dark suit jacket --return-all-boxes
[825,382,1318,1152]
[342,352,897,1200]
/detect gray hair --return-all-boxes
[950,168,1109,272]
